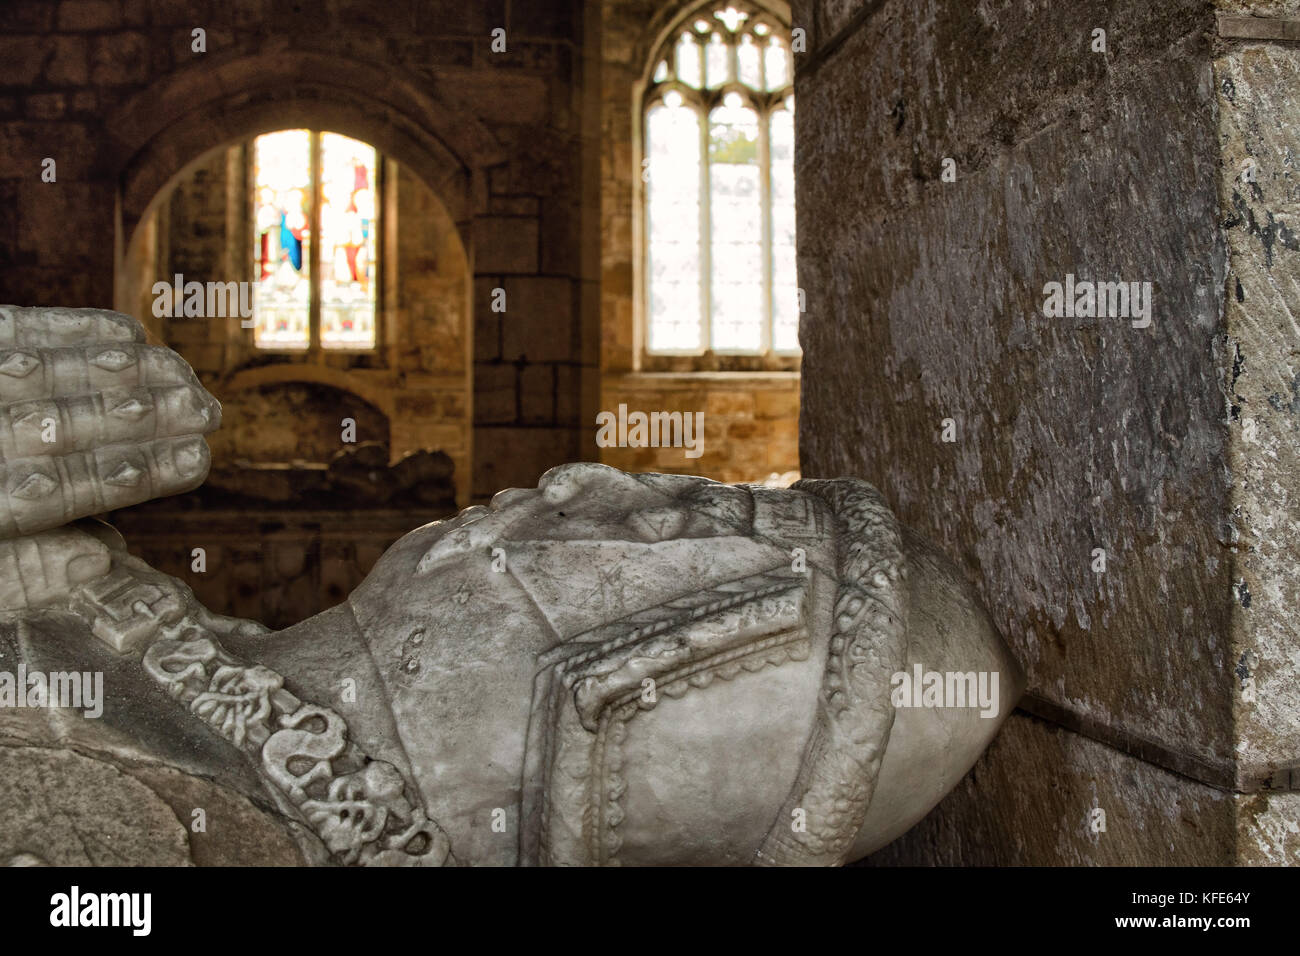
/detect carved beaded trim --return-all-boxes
[530,569,810,866]
[70,552,454,867]
[753,478,909,866]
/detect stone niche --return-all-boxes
[127,144,474,507]
[206,382,391,468]
[109,378,456,629]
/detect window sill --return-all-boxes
[637,352,801,374]
[607,370,800,388]
[232,349,389,374]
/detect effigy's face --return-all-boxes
[381,461,837,633]
[345,462,848,865]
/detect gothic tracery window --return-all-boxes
[644,3,797,355]
[252,129,379,351]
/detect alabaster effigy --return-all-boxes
[0,306,1023,867]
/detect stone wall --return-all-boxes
[599,372,799,480]
[112,508,427,631]
[0,0,803,499]
[1216,0,1300,845]
[796,0,1300,863]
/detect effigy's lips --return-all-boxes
[0,307,221,539]
[849,524,1026,861]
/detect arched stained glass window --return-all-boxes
[252,129,379,351]
[644,3,797,355]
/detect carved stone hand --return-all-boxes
[0,306,219,541]
[0,305,220,619]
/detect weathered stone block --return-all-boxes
[861,712,1236,866]
[755,387,800,421]
[472,425,577,499]
[519,363,556,424]
[56,0,121,31]
[705,391,756,419]
[151,0,207,24]
[799,17,1232,775]
[554,364,585,426]
[500,276,574,362]
[475,363,517,425]
[0,3,55,31]
[1213,37,1300,782]
[90,32,150,85]
[511,0,573,39]
[25,94,66,120]
[410,0,505,36]
[0,37,48,86]
[455,72,550,125]
[473,216,539,274]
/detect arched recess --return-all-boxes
[206,380,391,467]
[106,47,490,509]
[125,148,475,506]
[220,363,399,423]
[106,45,505,312]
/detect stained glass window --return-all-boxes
[251,130,379,351]
[643,3,798,355]
[319,133,377,349]
[253,129,312,349]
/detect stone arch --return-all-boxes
[116,74,479,506]
[219,364,399,422]
[107,44,504,310]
